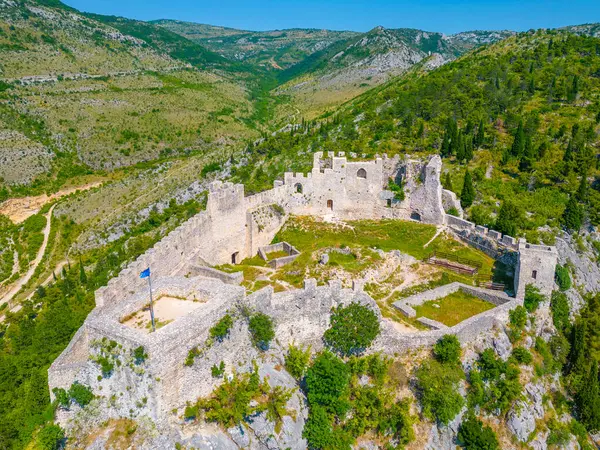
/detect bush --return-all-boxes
[509,306,528,330]
[511,347,533,365]
[434,335,462,365]
[302,405,334,449]
[323,303,380,356]
[457,415,500,450]
[248,313,275,350]
[36,424,65,450]
[68,382,94,407]
[524,284,545,312]
[285,343,311,379]
[133,346,148,365]
[551,291,570,334]
[476,349,523,413]
[555,265,572,291]
[211,361,225,378]
[210,314,234,342]
[305,352,350,416]
[447,207,460,217]
[184,404,198,420]
[415,359,464,425]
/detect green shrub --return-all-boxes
[546,419,571,447]
[96,355,114,377]
[184,404,198,420]
[434,334,462,365]
[551,291,571,334]
[52,388,70,408]
[133,346,148,365]
[415,359,464,425]
[302,405,334,449]
[68,382,94,407]
[511,347,533,365]
[457,415,500,450]
[509,306,528,330]
[388,178,405,201]
[447,207,460,217]
[305,352,350,416]
[211,361,225,378]
[200,162,221,177]
[36,424,65,450]
[555,265,572,291]
[285,343,311,379]
[248,313,275,350]
[475,349,522,413]
[210,314,234,342]
[524,284,545,312]
[323,303,380,356]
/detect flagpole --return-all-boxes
[147,272,156,332]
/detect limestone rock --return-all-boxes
[507,401,536,442]
[425,406,465,449]
[492,330,512,361]
[320,253,329,265]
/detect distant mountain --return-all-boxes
[274,26,515,117]
[153,19,360,70]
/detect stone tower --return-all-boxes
[514,239,558,299]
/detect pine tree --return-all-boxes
[443,172,453,192]
[568,320,587,376]
[528,77,535,94]
[79,259,87,285]
[416,121,424,140]
[576,173,588,203]
[596,110,600,124]
[577,362,600,432]
[460,170,475,208]
[464,136,474,162]
[441,132,450,157]
[511,121,525,157]
[495,201,522,237]
[519,135,535,172]
[475,119,485,148]
[455,131,465,162]
[563,140,574,175]
[562,196,583,232]
[567,75,579,102]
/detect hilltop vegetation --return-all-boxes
[238,29,600,241]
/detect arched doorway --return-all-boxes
[294,183,303,194]
[327,200,333,211]
[231,252,239,264]
[357,168,367,179]
[410,212,421,222]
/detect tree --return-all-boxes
[434,335,462,365]
[305,352,350,416]
[457,415,500,450]
[443,172,453,192]
[518,135,536,172]
[323,303,380,356]
[474,119,485,148]
[415,360,464,425]
[78,259,87,285]
[577,362,600,432]
[576,173,588,203]
[460,170,475,208]
[494,201,522,237]
[36,424,65,450]
[302,405,334,449]
[464,136,474,162]
[456,131,466,161]
[510,121,525,157]
[248,313,275,350]
[567,75,579,102]
[562,196,583,232]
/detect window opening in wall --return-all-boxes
[327,200,333,210]
[294,183,303,194]
[232,252,239,264]
[357,168,367,179]
[532,270,537,279]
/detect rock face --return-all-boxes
[507,402,537,442]
[425,407,465,449]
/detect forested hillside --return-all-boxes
[240,29,600,241]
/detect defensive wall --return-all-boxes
[49,152,558,427]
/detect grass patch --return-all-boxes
[414,290,495,327]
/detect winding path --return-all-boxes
[0,204,55,307]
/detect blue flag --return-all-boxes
[140,268,150,279]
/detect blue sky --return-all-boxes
[63,0,600,34]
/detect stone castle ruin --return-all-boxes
[49,152,558,438]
